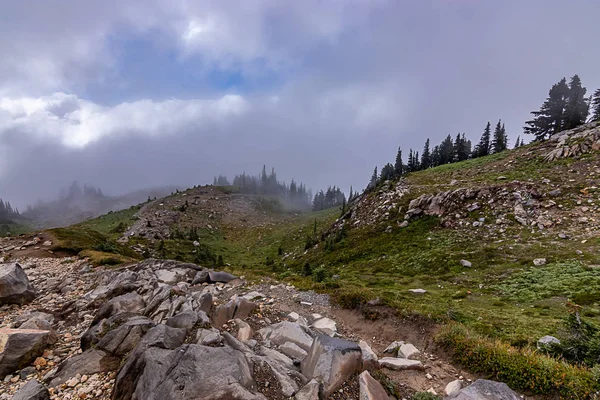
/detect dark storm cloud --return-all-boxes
[1,0,599,207]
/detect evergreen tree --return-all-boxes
[431,145,440,167]
[524,77,569,140]
[380,163,395,181]
[492,120,507,153]
[514,135,521,149]
[406,149,414,172]
[414,151,420,171]
[474,122,491,157]
[394,147,404,176]
[421,139,431,169]
[368,167,378,189]
[438,135,454,165]
[590,88,600,122]
[454,133,471,161]
[564,74,589,130]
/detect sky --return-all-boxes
[1,0,600,207]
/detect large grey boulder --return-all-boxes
[301,335,362,397]
[0,329,53,378]
[96,316,156,356]
[208,270,237,283]
[13,379,50,400]
[15,312,54,331]
[81,312,147,351]
[92,291,145,325]
[258,322,314,351]
[0,263,36,305]
[358,370,389,400]
[448,379,520,400]
[213,297,257,327]
[48,349,121,387]
[113,344,266,400]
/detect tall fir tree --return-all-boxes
[591,88,600,122]
[369,166,378,189]
[514,135,521,149]
[394,147,404,176]
[421,139,431,169]
[439,135,454,165]
[414,151,420,171]
[492,120,508,153]
[474,122,491,158]
[407,149,414,172]
[380,163,395,181]
[524,77,569,140]
[564,74,588,130]
[431,145,440,167]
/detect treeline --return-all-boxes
[213,166,312,209]
[24,181,106,217]
[369,119,516,188]
[312,186,346,211]
[524,74,600,140]
[0,199,19,219]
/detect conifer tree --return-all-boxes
[524,77,569,140]
[439,135,454,165]
[564,74,589,130]
[421,139,431,169]
[380,163,395,181]
[492,120,507,153]
[431,145,440,167]
[368,167,378,189]
[414,151,420,171]
[394,147,404,176]
[474,122,491,157]
[590,88,600,122]
[514,135,521,149]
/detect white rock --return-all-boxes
[445,379,463,396]
[398,343,420,359]
[409,289,426,294]
[378,357,424,371]
[533,258,547,266]
[359,340,378,370]
[312,317,337,337]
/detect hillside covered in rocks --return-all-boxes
[0,257,521,400]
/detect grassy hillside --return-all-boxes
[46,123,600,397]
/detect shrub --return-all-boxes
[436,324,600,398]
[302,262,313,276]
[313,267,327,283]
[412,393,440,400]
[332,288,371,309]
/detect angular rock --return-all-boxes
[13,379,50,400]
[359,370,388,400]
[279,342,308,361]
[537,335,561,350]
[15,312,54,331]
[191,270,209,285]
[0,329,53,378]
[312,317,337,337]
[449,379,520,400]
[301,335,362,397]
[259,321,314,351]
[113,344,265,400]
[294,379,320,400]
[96,316,155,356]
[212,297,257,327]
[197,328,223,346]
[208,270,237,283]
[359,340,378,370]
[0,263,36,305]
[378,357,424,371]
[48,349,120,387]
[92,291,145,325]
[445,379,463,396]
[399,343,420,359]
[382,340,404,354]
[165,311,199,331]
[235,319,253,342]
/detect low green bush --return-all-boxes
[436,324,599,398]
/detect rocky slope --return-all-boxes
[0,256,523,400]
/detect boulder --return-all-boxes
[197,328,223,346]
[460,260,472,268]
[445,379,463,396]
[0,263,36,305]
[398,343,420,359]
[191,270,209,285]
[449,379,520,400]
[359,340,378,370]
[213,297,257,327]
[208,270,237,283]
[113,344,266,400]
[165,311,199,331]
[235,319,253,342]
[378,357,424,371]
[48,349,120,387]
[537,335,561,350]
[279,342,308,361]
[358,370,389,400]
[382,341,404,354]
[13,379,50,400]
[15,312,54,331]
[312,317,337,337]
[0,329,53,378]
[301,335,362,397]
[533,258,547,266]
[92,291,145,325]
[259,321,314,351]
[96,316,155,356]
[294,379,320,400]
[81,312,146,351]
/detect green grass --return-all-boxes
[48,227,140,260]
[75,205,141,239]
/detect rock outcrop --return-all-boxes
[0,263,36,305]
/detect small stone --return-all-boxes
[460,260,472,268]
[533,258,547,266]
[409,289,426,294]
